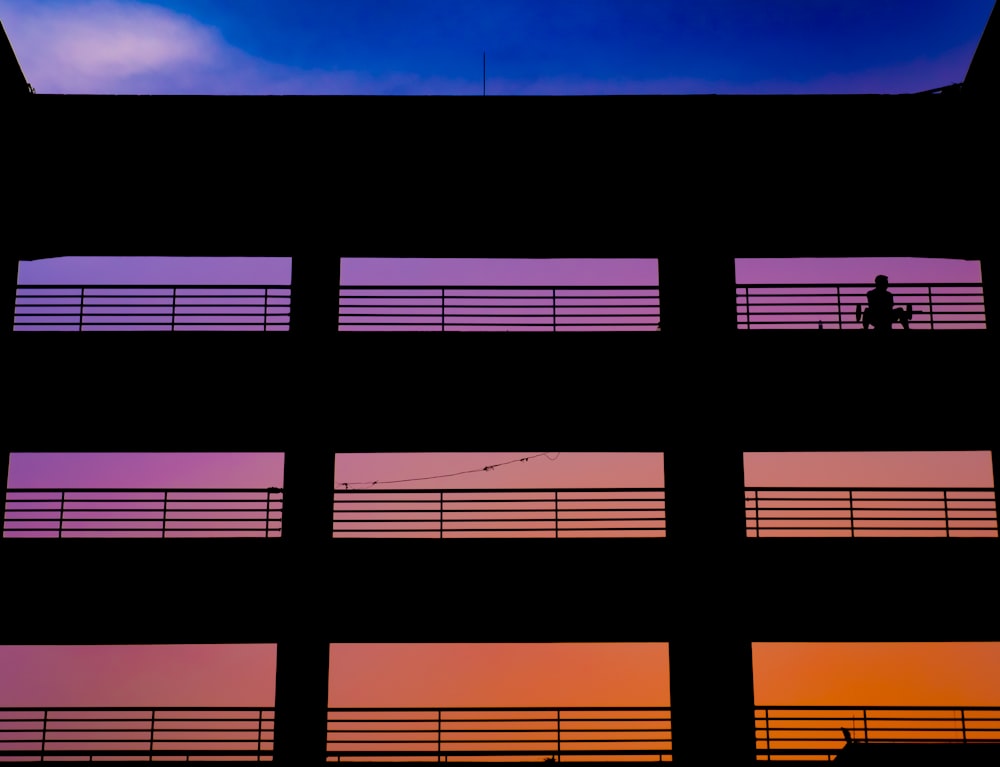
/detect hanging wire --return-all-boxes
[339,452,561,489]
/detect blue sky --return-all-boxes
[1,0,994,95]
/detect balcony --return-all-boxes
[326,706,672,762]
[332,487,666,538]
[735,281,987,331]
[744,486,998,538]
[754,705,1000,761]
[13,285,291,332]
[0,706,275,762]
[2,487,284,538]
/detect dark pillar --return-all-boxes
[289,256,341,337]
[2,257,17,336]
[663,442,754,767]
[979,257,1000,334]
[271,446,335,766]
[273,639,330,767]
[2,259,16,532]
[669,638,756,767]
[657,255,736,341]
[0,451,8,537]
[658,256,756,766]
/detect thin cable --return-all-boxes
[339,452,560,489]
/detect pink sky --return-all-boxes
[14,256,983,287]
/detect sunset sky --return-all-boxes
[3,449,998,716]
[4,254,998,749]
[0,0,993,95]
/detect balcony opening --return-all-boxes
[0,643,276,761]
[735,257,985,330]
[333,451,665,538]
[338,258,660,332]
[328,642,671,762]
[753,642,1000,761]
[743,451,996,538]
[14,256,291,331]
[4,452,284,538]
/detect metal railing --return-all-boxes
[755,705,1000,761]
[327,707,672,762]
[735,282,986,330]
[13,285,291,331]
[332,487,667,538]
[0,706,275,761]
[337,285,661,331]
[3,488,284,538]
[745,486,998,537]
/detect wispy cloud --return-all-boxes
[0,0,978,95]
[0,0,426,94]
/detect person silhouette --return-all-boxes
[856,274,912,330]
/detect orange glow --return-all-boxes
[328,643,670,708]
[754,643,1000,705]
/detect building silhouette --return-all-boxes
[2,5,1000,766]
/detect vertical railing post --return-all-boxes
[551,288,557,332]
[149,709,157,758]
[927,286,935,330]
[263,287,271,331]
[440,288,446,332]
[763,708,770,761]
[556,709,561,762]
[40,709,48,757]
[265,488,277,538]
[862,709,869,743]
[257,708,265,758]
[837,286,843,330]
[961,707,967,744]
[58,490,66,538]
[742,286,750,330]
[439,491,445,539]
[849,490,855,538]
[78,286,85,331]
[162,490,169,539]
[437,709,443,762]
[754,489,760,538]
[554,491,559,539]
[943,490,950,538]
[171,287,178,331]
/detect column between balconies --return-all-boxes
[289,256,341,337]
[271,448,335,767]
[658,256,756,766]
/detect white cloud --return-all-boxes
[0,0,418,94]
[1,0,223,92]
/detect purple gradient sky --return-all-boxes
[0,0,993,95]
[15,256,984,287]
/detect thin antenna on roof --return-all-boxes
[483,51,486,96]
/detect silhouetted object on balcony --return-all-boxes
[855,275,912,331]
[841,727,854,744]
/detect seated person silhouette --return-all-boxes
[855,274,912,330]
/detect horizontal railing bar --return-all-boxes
[335,487,665,495]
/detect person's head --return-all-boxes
[874,274,889,289]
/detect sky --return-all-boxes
[16,255,982,286]
[0,0,995,95]
[3,451,998,731]
[4,256,998,753]
[14,256,986,332]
